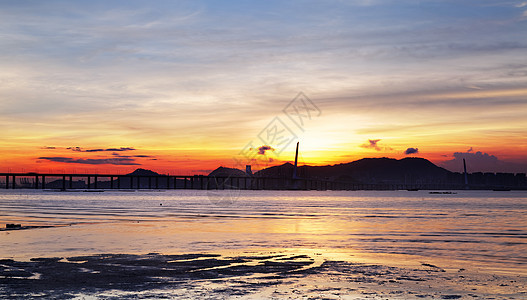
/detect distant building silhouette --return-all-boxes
[245,165,252,176]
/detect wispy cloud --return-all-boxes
[360,139,393,152]
[38,157,140,165]
[86,147,135,152]
[1,1,526,172]
[111,153,152,158]
[361,139,382,151]
[67,147,135,152]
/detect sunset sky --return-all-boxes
[1,0,526,174]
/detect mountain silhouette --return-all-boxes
[127,168,159,176]
[255,157,452,184]
[36,160,524,190]
[209,166,248,177]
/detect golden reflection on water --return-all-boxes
[0,189,526,277]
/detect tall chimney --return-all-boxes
[463,158,469,189]
[293,142,299,179]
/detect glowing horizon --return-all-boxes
[1,1,526,174]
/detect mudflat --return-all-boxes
[1,251,525,299]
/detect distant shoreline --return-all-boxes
[2,157,526,190]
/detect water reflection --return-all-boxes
[0,190,525,274]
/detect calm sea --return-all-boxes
[1,189,526,273]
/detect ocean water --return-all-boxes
[1,189,526,274]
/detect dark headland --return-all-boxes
[214,157,526,190]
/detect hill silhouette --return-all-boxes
[36,159,525,190]
[127,168,159,176]
[209,166,248,177]
[255,157,452,184]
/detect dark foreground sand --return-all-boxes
[1,252,525,299]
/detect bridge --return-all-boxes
[0,172,348,190]
[0,172,464,191]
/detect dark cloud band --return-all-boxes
[38,157,140,165]
[68,147,136,152]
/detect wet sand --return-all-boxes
[1,251,525,299]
